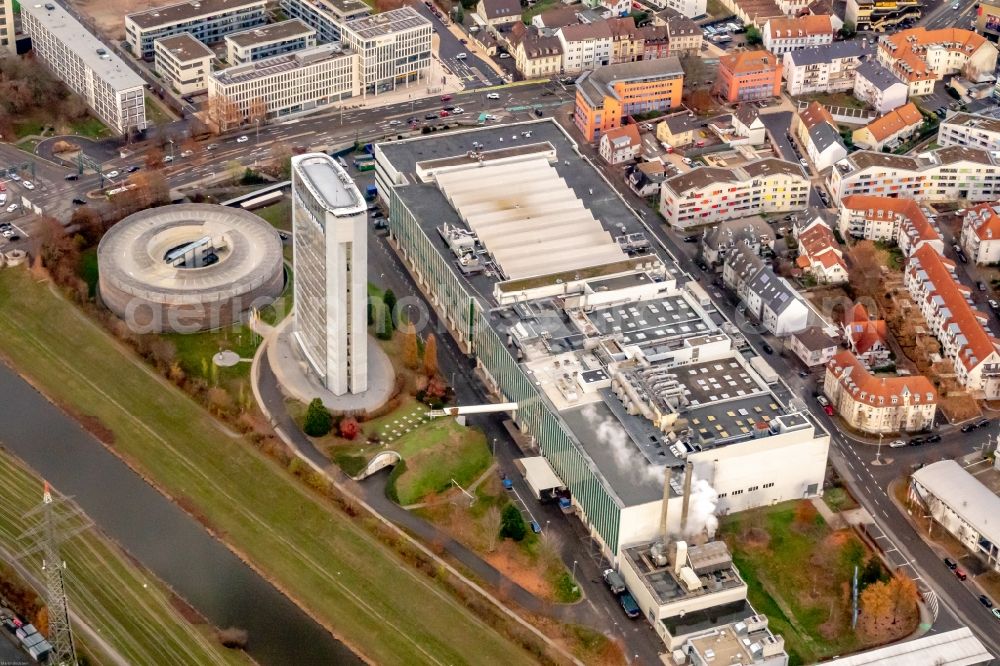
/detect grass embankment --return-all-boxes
[719,502,872,665]
[0,269,538,666]
[0,451,247,666]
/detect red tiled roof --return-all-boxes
[828,350,936,404]
[845,303,889,356]
[860,102,923,142]
[908,244,1000,371]
[798,101,835,130]
[766,14,834,38]
[964,203,1000,241]
[841,195,940,246]
[878,27,989,83]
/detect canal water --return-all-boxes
[0,362,361,665]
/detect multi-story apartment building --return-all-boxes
[824,350,937,434]
[657,11,701,55]
[716,50,782,104]
[906,244,1000,397]
[291,153,368,396]
[938,112,1000,152]
[340,7,433,96]
[782,41,870,96]
[510,25,563,79]
[207,43,359,124]
[608,17,644,63]
[853,59,908,113]
[126,0,266,60]
[960,203,1000,264]
[795,220,848,284]
[701,216,773,267]
[723,244,811,336]
[639,25,670,60]
[556,22,613,73]
[280,0,371,44]
[660,158,809,229]
[762,15,835,54]
[877,27,998,96]
[852,102,923,151]
[794,101,847,172]
[154,33,215,95]
[647,0,707,19]
[574,57,683,141]
[225,19,316,65]
[22,2,146,135]
[0,0,14,54]
[475,0,522,31]
[845,0,920,32]
[827,146,1000,205]
[839,194,943,256]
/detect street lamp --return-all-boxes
[875,432,883,465]
[492,438,497,457]
[254,118,261,145]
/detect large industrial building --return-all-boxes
[21,2,147,135]
[291,153,369,396]
[97,204,284,332]
[373,120,830,558]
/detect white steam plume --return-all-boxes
[684,476,719,538]
[580,403,665,485]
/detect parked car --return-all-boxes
[236,135,249,143]
[452,107,464,114]
[993,607,1000,620]
[105,170,119,179]
[683,235,698,243]
[682,157,693,166]
[990,298,1000,310]
[439,110,450,117]
[72,197,86,205]
[164,155,174,163]
[976,418,990,428]
[441,94,452,102]
[944,557,958,570]
[126,165,140,173]
[955,567,968,581]
[206,143,218,151]
[889,439,906,448]
[486,92,500,100]
[962,423,977,432]
[761,342,774,355]
[926,434,942,443]
[499,53,510,59]
[180,149,194,158]
[456,52,467,59]
[603,569,626,595]
[619,592,641,619]
[63,173,79,181]
[978,281,988,292]
[909,436,925,446]
[980,595,993,608]
[5,203,17,213]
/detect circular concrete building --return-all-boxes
[98,203,284,333]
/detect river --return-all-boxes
[0,362,361,665]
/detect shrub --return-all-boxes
[303,398,333,436]
[500,504,526,541]
[339,416,359,440]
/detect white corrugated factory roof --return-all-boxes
[434,158,626,280]
[911,459,1000,549]
[817,627,991,666]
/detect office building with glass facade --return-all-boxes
[292,153,369,395]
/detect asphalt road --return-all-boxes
[412,2,504,89]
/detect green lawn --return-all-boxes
[521,0,559,24]
[391,418,492,505]
[145,95,173,125]
[719,502,869,665]
[69,116,111,139]
[79,248,99,298]
[0,269,537,666]
[0,451,248,666]
[13,119,45,139]
[253,198,291,231]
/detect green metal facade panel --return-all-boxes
[389,191,622,552]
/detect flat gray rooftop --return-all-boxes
[213,43,350,84]
[687,394,786,447]
[586,294,707,346]
[23,2,146,91]
[344,6,429,39]
[295,154,365,215]
[226,18,314,47]
[381,120,662,306]
[127,0,264,30]
[155,32,215,61]
[622,542,743,609]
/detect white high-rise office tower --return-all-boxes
[291,153,368,395]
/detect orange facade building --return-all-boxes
[716,50,782,104]
[574,57,684,142]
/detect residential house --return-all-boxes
[701,216,774,266]
[510,24,563,79]
[723,245,811,336]
[795,223,848,284]
[654,11,702,55]
[655,111,700,148]
[574,57,684,141]
[625,161,669,196]
[876,27,998,96]
[843,303,892,368]
[824,350,937,434]
[905,244,1000,398]
[793,101,846,172]
[557,22,613,73]
[790,327,838,367]
[938,112,1000,152]
[762,15,835,54]
[828,146,1000,205]
[639,25,670,61]
[960,203,1000,264]
[608,17,643,63]
[660,158,810,229]
[852,102,924,151]
[599,124,642,164]
[853,60,908,114]
[783,41,871,97]
[475,0,522,31]
[531,6,580,29]
[732,104,766,145]
[716,50,782,104]
[838,195,943,256]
